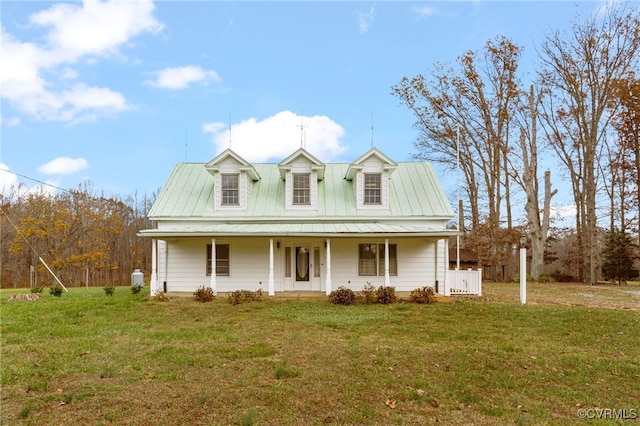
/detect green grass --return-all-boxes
[1,285,639,425]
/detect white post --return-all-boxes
[384,238,390,286]
[150,239,158,295]
[268,239,275,296]
[325,239,332,295]
[520,246,526,304]
[210,238,217,295]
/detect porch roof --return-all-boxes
[139,222,458,238]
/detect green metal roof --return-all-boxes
[147,162,454,221]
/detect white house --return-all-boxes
[139,147,463,296]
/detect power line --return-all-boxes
[0,167,71,194]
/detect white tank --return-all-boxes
[131,269,144,287]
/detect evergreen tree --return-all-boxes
[601,229,639,284]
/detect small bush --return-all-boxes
[103,285,115,296]
[131,284,143,294]
[49,284,63,297]
[328,286,356,305]
[194,286,215,302]
[409,286,436,304]
[360,282,377,304]
[30,286,43,294]
[147,292,169,302]
[376,285,397,304]
[537,274,554,283]
[228,289,263,305]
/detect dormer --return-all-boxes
[345,148,397,209]
[278,148,325,210]
[205,148,260,211]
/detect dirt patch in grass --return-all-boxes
[481,281,640,311]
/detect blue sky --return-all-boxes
[0,0,613,216]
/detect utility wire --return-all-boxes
[0,167,71,194]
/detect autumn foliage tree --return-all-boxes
[1,184,154,288]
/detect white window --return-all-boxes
[364,173,382,205]
[293,173,311,205]
[221,174,239,206]
[358,243,397,276]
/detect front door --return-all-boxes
[295,246,311,290]
[291,245,322,290]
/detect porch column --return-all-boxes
[210,238,217,295]
[442,238,450,296]
[268,239,275,296]
[163,241,168,291]
[151,238,158,295]
[384,238,391,286]
[325,239,332,295]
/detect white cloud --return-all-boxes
[0,164,18,195]
[29,0,163,61]
[412,5,436,18]
[203,111,347,162]
[356,4,375,34]
[148,65,221,90]
[0,0,163,122]
[38,157,89,175]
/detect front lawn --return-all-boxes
[1,284,639,425]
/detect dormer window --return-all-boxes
[364,173,382,205]
[221,174,239,206]
[204,148,260,211]
[293,173,311,205]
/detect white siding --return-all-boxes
[162,238,278,293]
[159,236,442,293]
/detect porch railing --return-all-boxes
[444,269,483,296]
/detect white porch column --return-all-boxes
[150,239,158,295]
[210,238,217,295]
[325,239,332,295]
[384,238,391,286]
[268,239,275,296]
[163,241,168,291]
[443,238,450,296]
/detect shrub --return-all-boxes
[103,285,115,296]
[409,286,435,304]
[360,282,377,304]
[537,274,554,283]
[147,292,169,302]
[376,285,397,304]
[30,286,43,294]
[194,286,215,302]
[131,284,143,294]
[328,286,356,305]
[228,289,263,305]
[49,284,63,297]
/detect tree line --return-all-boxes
[392,5,640,284]
[0,183,154,288]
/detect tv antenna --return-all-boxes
[297,112,308,148]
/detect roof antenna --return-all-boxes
[185,130,188,161]
[370,111,374,148]
[297,111,308,149]
[228,113,232,150]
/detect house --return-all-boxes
[139,147,460,296]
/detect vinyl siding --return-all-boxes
[158,236,444,293]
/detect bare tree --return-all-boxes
[537,5,640,284]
